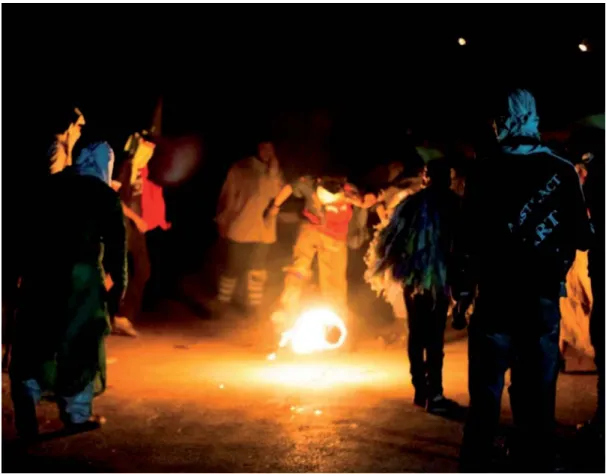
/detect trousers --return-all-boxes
[460,295,561,472]
[217,239,270,308]
[280,223,348,312]
[404,291,449,398]
[12,379,94,435]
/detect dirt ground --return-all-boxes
[2,303,603,473]
[3,220,603,472]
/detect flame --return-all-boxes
[278,308,347,355]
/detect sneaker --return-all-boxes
[112,317,138,338]
[427,394,459,414]
[63,415,106,434]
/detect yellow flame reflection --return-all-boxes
[254,362,388,389]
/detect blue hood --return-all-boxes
[73,142,115,185]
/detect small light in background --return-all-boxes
[458,37,467,46]
[579,42,589,52]
[219,384,225,390]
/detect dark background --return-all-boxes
[2,6,604,284]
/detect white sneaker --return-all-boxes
[112,317,138,338]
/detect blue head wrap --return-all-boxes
[497,89,540,141]
[72,141,115,184]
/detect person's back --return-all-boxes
[456,90,593,472]
[10,140,127,437]
[19,170,124,304]
[370,158,461,412]
[13,169,126,377]
[374,160,460,293]
[463,143,591,306]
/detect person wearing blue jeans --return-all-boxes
[12,380,96,434]
[10,137,126,439]
[460,295,561,471]
[453,90,593,472]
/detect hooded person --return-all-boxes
[9,136,127,438]
[453,89,593,472]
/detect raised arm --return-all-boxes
[350,193,378,209]
[344,183,377,209]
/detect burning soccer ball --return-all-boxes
[277,308,348,355]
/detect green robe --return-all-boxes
[10,171,127,397]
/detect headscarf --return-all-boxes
[72,141,115,185]
[496,89,541,141]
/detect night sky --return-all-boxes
[4,7,604,144]
[2,6,604,272]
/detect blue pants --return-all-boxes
[12,379,94,435]
[460,296,560,472]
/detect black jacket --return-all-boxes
[453,139,593,301]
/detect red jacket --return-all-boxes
[141,166,169,231]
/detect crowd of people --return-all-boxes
[3,89,602,472]
[205,88,603,471]
[366,89,602,471]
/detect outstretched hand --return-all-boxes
[347,193,377,208]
